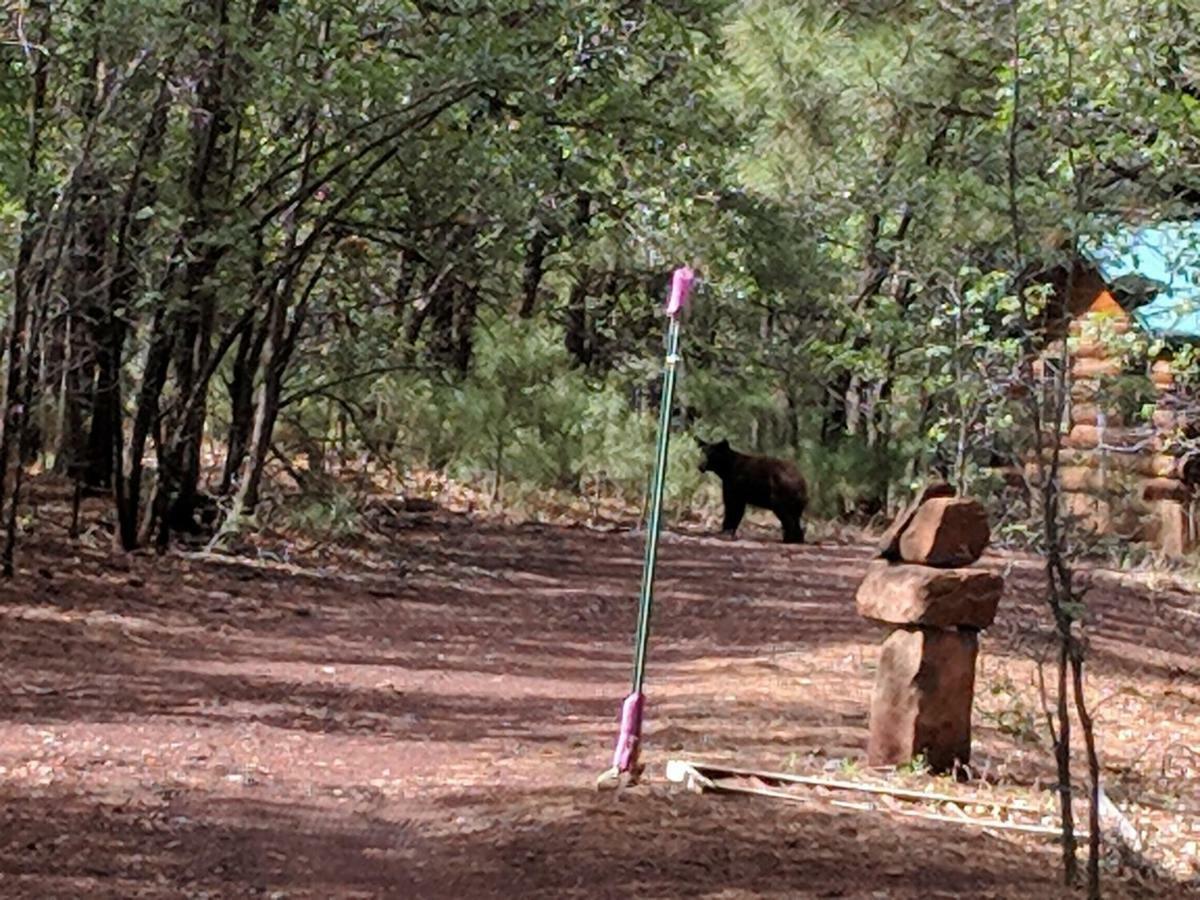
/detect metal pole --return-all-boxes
[599,266,694,787]
[631,315,681,692]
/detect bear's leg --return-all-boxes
[779,511,805,544]
[721,490,746,537]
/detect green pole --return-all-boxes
[631,314,681,692]
[600,265,695,786]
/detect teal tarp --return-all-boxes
[1084,222,1200,341]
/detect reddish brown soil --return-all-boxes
[0,509,1197,898]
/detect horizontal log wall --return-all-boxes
[1031,311,1194,554]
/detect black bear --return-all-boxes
[697,438,808,544]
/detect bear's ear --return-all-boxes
[717,438,730,449]
[694,435,709,448]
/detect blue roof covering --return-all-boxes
[1084,221,1200,341]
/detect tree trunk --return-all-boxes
[115,307,174,551]
[86,63,175,497]
[158,261,220,538]
[143,0,284,544]
[144,0,231,543]
[3,288,47,576]
[0,1,52,576]
[561,191,596,367]
[1070,650,1102,899]
[84,316,123,490]
[518,154,568,319]
[220,314,263,493]
[232,252,321,517]
[233,292,288,516]
[54,317,89,477]
[60,175,109,480]
[820,363,859,444]
[425,274,481,375]
[564,275,592,367]
[43,312,68,472]
[519,224,550,319]
[50,0,108,478]
[451,284,479,375]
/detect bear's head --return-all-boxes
[697,437,733,475]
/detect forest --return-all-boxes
[1,1,1199,898]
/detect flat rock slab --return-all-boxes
[868,627,978,772]
[855,560,1002,630]
[898,497,990,567]
[877,482,956,561]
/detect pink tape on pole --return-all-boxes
[664,265,695,317]
[610,691,645,772]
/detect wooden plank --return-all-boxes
[664,760,1040,813]
[1070,311,1130,336]
[665,761,1080,840]
[1073,357,1123,379]
[1067,337,1120,360]
[1051,449,1179,479]
[891,807,1087,839]
[1027,463,1143,495]
[1056,465,1108,494]
[1143,478,1191,503]
[1070,402,1124,427]
[1064,424,1158,452]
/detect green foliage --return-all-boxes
[280,486,364,541]
[897,753,930,777]
[983,673,1043,745]
[359,313,665,504]
[450,315,594,492]
[9,0,1200,557]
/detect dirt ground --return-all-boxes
[0,500,1198,899]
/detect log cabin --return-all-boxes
[1031,222,1200,556]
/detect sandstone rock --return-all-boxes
[898,497,989,567]
[877,482,956,561]
[855,560,1002,630]
[868,628,978,772]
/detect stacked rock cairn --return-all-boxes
[855,484,1003,774]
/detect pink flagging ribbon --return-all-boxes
[665,266,695,317]
[610,691,645,772]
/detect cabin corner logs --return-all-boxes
[1023,273,1200,556]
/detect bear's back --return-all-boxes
[729,451,807,510]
